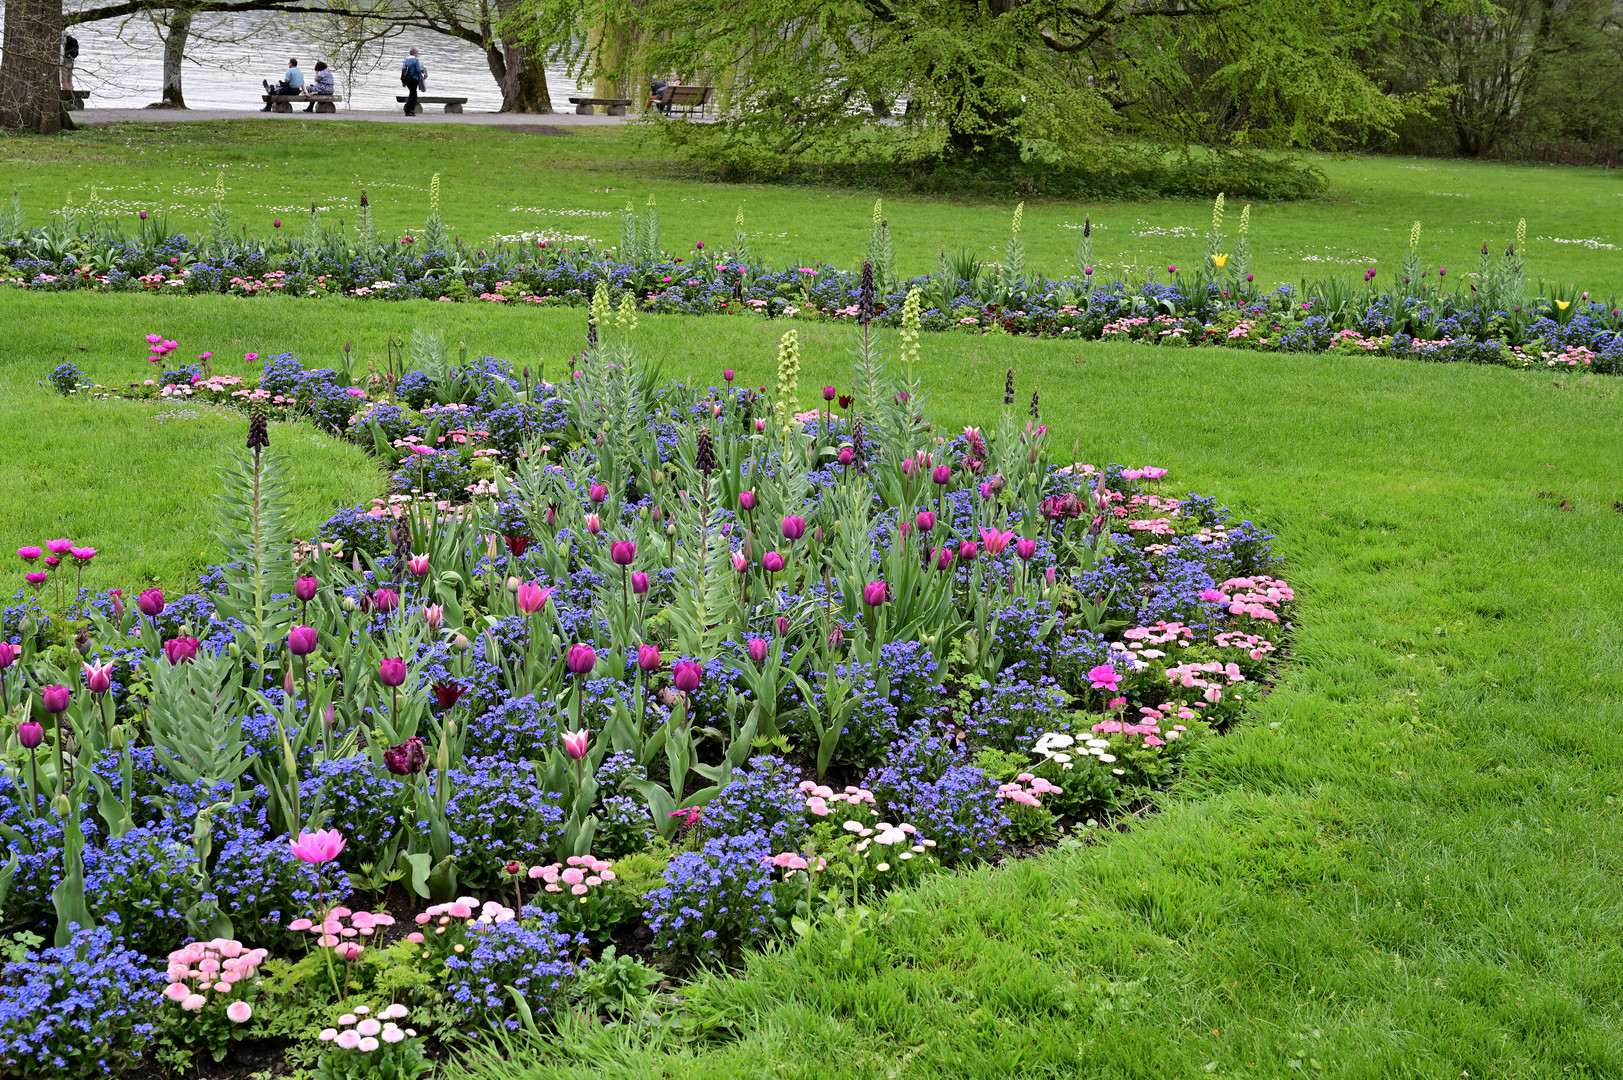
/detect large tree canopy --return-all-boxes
[527,0,1423,160]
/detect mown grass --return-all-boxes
[7,286,1623,1077]
[1,123,1619,290]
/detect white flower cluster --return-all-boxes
[1033,731,1116,769]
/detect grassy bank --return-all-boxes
[6,289,1622,1077]
[1,123,1619,291]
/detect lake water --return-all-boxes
[44,9,593,111]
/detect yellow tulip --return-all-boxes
[1212,253,1229,268]
[1555,300,1571,311]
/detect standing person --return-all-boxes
[302,61,334,112]
[400,48,426,116]
[60,32,79,93]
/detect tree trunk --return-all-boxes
[488,41,551,113]
[0,0,72,131]
[160,8,192,108]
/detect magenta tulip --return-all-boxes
[610,541,636,566]
[722,368,734,381]
[588,484,608,504]
[739,491,756,511]
[958,541,978,563]
[822,385,837,401]
[775,615,789,636]
[934,546,954,571]
[108,589,123,619]
[781,516,806,540]
[747,638,768,664]
[566,643,597,675]
[1015,537,1037,561]
[629,572,649,595]
[17,721,43,749]
[862,581,887,606]
[562,729,589,760]
[0,642,18,668]
[838,447,854,466]
[980,528,1015,556]
[407,554,431,577]
[932,465,951,486]
[372,589,399,613]
[163,637,200,664]
[137,588,165,616]
[672,660,702,693]
[287,626,318,656]
[761,551,784,573]
[915,511,935,532]
[41,684,71,713]
[82,662,112,694]
[378,658,408,687]
[637,644,661,671]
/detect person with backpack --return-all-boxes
[60,32,79,93]
[401,48,426,116]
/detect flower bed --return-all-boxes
[4,192,1619,373]
[0,293,1293,1076]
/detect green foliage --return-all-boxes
[566,946,663,1023]
[210,442,297,683]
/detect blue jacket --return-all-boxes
[311,70,334,95]
[402,57,425,89]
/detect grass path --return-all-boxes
[7,292,1623,1076]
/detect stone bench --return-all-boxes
[262,94,341,113]
[567,96,630,116]
[397,96,468,113]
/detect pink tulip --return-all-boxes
[108,589,123,618]
[41,684,72,713]
[0,642,16,669]
[163,637,200,664]
[980,528,1014,556]
[958,541,978,563]
[761,552,784,573]
[82,662,112,694]
[585,514,602,534]
[294,576,319,602]
[290,828,346,864]
[747,638,768,664]
[562,729,589,760]
[588,483,608,504]
[422,604,444,630]
[731,551,748,573]
[739,491,756,511]
[915,511,935,532]
[933,546,953,571]
[372,588,399,613]
[637,644,661,671]
[377,658,408,687]
[838,447,854,465]
[631,571,650,594]
[610,541,636,565]
[566,643,597,675]
[516,583,552,614]
[407,554,431,577]
[1015,537,1036,561]
[781,516,806,540]
[17,720,43,748]
[862,581,887,606]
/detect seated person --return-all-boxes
[261,58,304,110]
[303,61,335,111]
[650,75,680,114]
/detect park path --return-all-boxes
[73,108,630,127]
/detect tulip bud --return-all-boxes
[54,793,71,817]
[748,638,768,664]
[775,616,789,636]
[228,641,242,657]
[454,633,470,650]
[17,721,44,749]
[342,597,358,612]
[110,724,126,749]
[507,576,522,593]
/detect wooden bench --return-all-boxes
[262,94,341,113]
[60,89,89,111]
[396,96,468,114]
[648,85,712,118]
[567,96,630,116]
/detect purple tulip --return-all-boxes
[781,516,806,541]
[0,642,18,669]
[1015,537,1037,561]
[862,581,887,606]
[762,552,784,573]
[287,625,318,656]
[17,721,43,749]
[566,643,597,675]
[958,541,978,563]
[775,616,789,636]
[631,571,650,594]
[915,511,935,532]
[163,637,200,664]
[723,369,734,382]
[41,685,71,713]
[293,576,318,603]
[823,386,837,401]
[637,644,661,671]
[372,588,399,613]
[383,737,427,776]
[739,491,756,511]
[138,588,165,616]
[588,483,608,504]
[838,447,854,466]
[610,541,636,566]
[747,638,768,664]
[377,657,408,687]
[672,660,702,693]
[932,465,951,486]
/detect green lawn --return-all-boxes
[5,132,1623,1077]
[1,122,1619,291]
